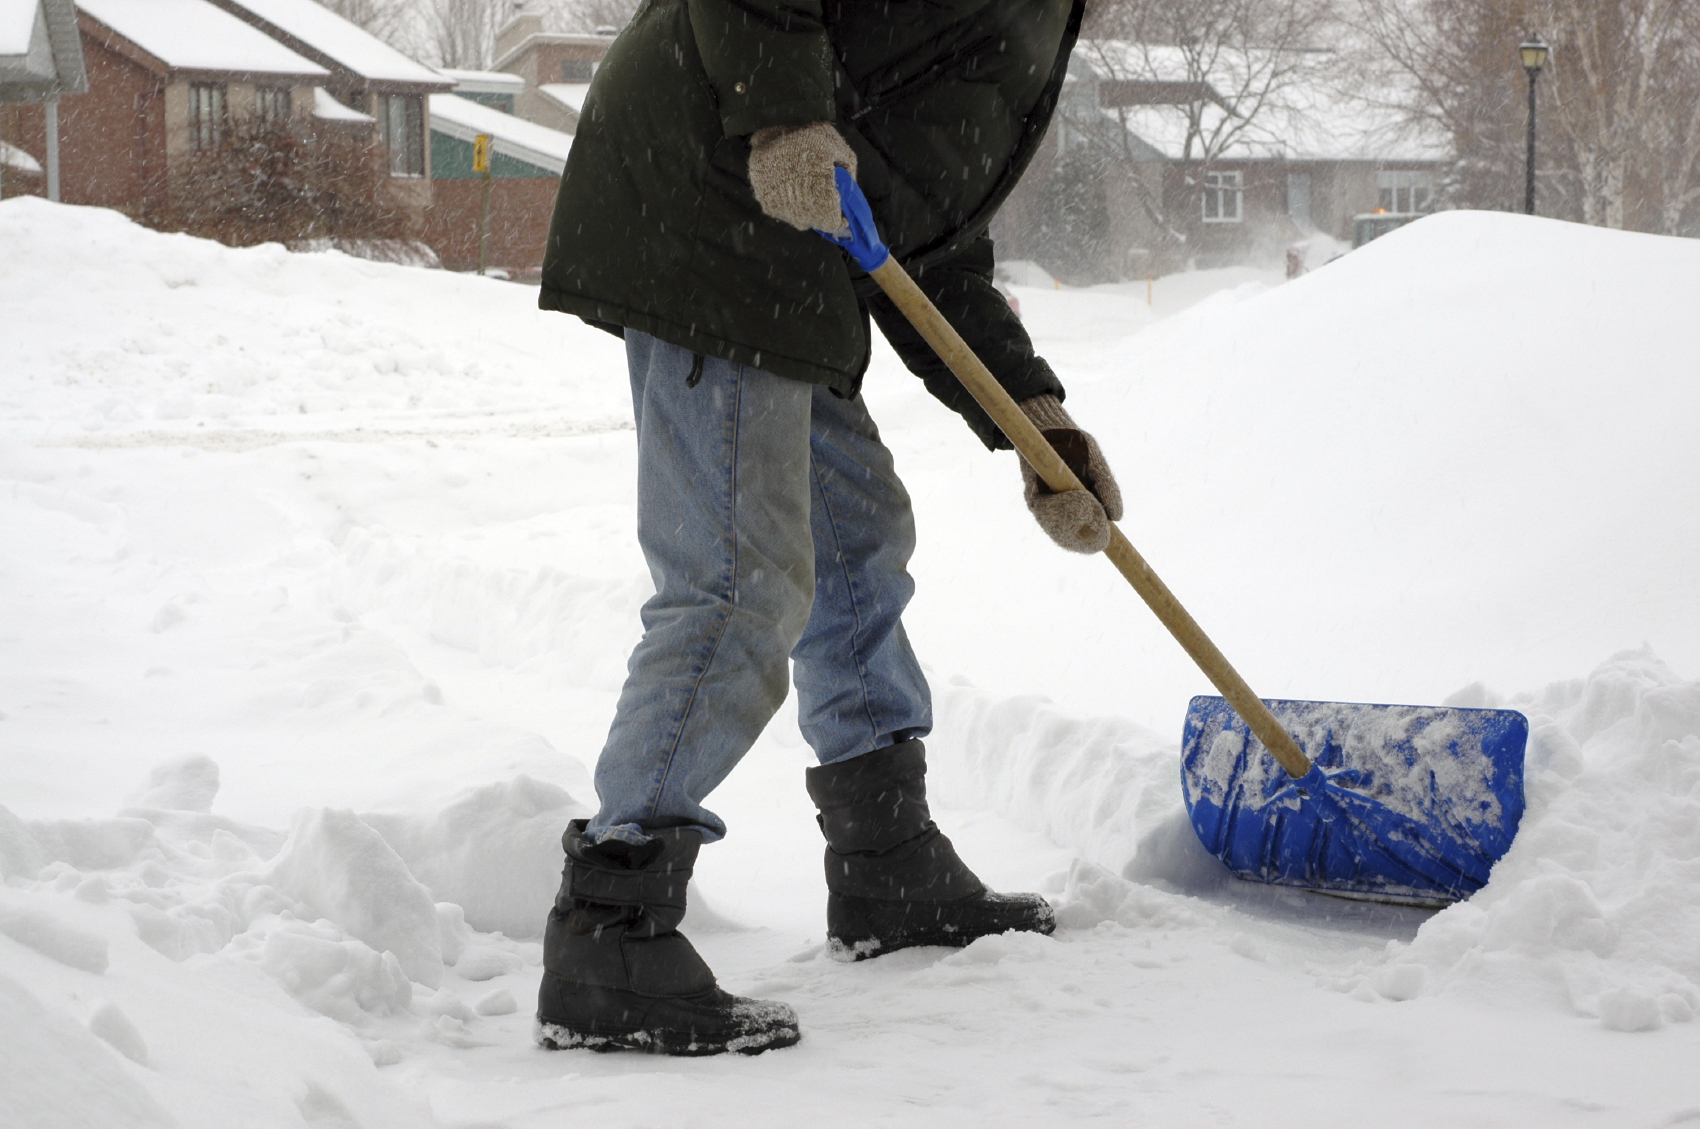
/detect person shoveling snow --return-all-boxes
[530,0,1117,1055]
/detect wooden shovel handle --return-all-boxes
[868,257,1313,779]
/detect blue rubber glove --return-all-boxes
[814,166,890,272]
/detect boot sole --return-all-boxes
[535,1017,799,1057]
[827,892,1057,962]
[535,977,800,1057]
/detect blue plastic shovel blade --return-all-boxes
[1181,696,1528,903]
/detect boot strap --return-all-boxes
[563,857,692,917]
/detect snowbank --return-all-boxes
[1376,649,1700,1027]
[358,776,588,940]
[0,757,570,1094]
[929,648,1700,1034]
[0,972,176,1128]
[5,198,1700,1125]
[0,197,629,432]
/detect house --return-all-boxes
[416,25,594,275]
[1,0,329,216]
[490,7,612,135]
[995,42,1448,279]
[0,0,87,199]
[423,88,570,274]
[438,67,522,113]
[5,0,570,271]
[204,0,454,226]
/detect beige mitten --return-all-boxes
[747,122,857,232]
[1016,394,1124,554]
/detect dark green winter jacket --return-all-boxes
[538,0,1083,448]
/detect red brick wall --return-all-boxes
[533,42,607,84]
[423,176,559,273]
[53,37,168,210]
[2,37,169,209]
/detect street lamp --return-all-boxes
[1520,34,1548,215]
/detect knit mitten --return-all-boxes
[747,122,858,232]
[1016,394,1124,554]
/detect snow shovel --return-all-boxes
[822,168,1528,905]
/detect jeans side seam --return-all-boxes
[808,456,881,749]
[638,363,744,826]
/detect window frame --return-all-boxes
[383,93,425,178]
[255,86,292,126]
[1376,170,1434,215]
[1202,169,1243,224]
[189,82,227,152]
[560,58,598,82]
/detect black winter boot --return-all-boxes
[535,820,799,1056]
[805,740,1056,960]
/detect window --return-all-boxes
[1202,170,1242,223]
[1286,171,1312,228]
[560,58,597,82]
[382,94,425,177]
[189,83,227,151]
[1377,170,1433,214]
[255,87,291,124]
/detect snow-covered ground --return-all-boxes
[3,197,1699,1127]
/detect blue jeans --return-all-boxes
[588,332,933,845]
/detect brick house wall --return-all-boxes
[491,20,611,134]
[1169,158,1443,266]
[421,176,556,272]
[2,17,327,220]
[1,33,168,207]
[422,120,561,272]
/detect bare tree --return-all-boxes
[427,0,509,68]
[542,0,638,34]
[317,0,413,49]
[1066,0,1338,257]
[1542,0,1700,230]
[1646,24,1700,232]
[1350,0,1700,233]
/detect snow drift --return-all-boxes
[4,197,1700,1126]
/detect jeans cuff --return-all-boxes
[584,822,656,847]
[586,820,726,847]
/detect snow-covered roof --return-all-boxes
[2,137,42,172]
[78,0,327,77]
[537,82,588,115]
[428,92,571,173]
[218,0,446,86]
[440,66,522,94]
[1,0,37,55]
[312,84,371,121]
[1098,90,1445,163]
[1074,41,1210,86]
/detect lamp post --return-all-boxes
[1519,34,1548,215]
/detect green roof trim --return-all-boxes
[430,129,557,180]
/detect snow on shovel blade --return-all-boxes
[1181,697,1528,904]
